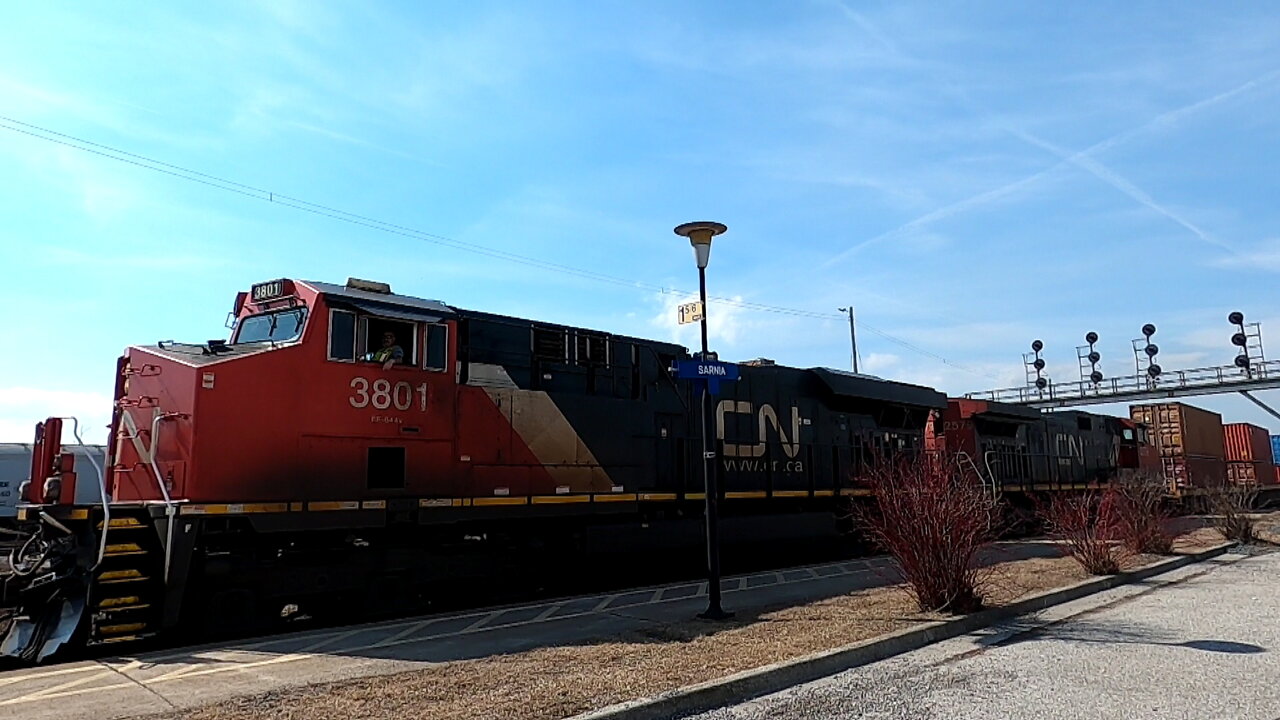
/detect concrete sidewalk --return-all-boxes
[0,553,919,720]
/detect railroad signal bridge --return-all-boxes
[967,312,1280,422]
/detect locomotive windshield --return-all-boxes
[235,308,308,344]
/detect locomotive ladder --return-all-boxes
[84,408,183,646]
[87,509,165,645]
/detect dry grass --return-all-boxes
[144,526,1232,720]
[1254,512,1280,545]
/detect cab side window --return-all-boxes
[424,323,449,371]
[360,317,416,366]
[329,310,357,361]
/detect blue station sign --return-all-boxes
[672,359,740,394]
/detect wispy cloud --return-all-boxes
[824,66,1280,267]
[1214,238,1280,272]
[1000,125,1234,254]
[649,290,749,350]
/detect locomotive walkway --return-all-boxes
[0,541,1066,720]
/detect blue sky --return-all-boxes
[1,1,1278,444]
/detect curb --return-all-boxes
[568,542,1238,720]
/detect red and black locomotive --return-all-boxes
[5,278,961,661]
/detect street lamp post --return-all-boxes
[673,220,732,621]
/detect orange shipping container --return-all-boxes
[1130,403,1225,459]
[1227,460,1271,486]
[1223,423,1274,464]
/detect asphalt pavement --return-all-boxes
[694,549,1279,720]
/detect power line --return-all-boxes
[0,115,1000,381]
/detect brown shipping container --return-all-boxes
[1275,465,1280,486]
[1163,455,1226,490]
[1223,423,1274,464]
[1227,461,1271,486]
[1130,403,1225,459]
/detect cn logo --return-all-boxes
[716,401,801,459]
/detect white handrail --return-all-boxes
[58,417,112,569]
[147,412,179,584]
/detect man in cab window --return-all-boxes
[372,331,404,370]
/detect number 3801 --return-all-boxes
[349,377,428,411]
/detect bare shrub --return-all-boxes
[1039,491,1127,575]
[1109,472,1173,555]
[855,453,999,614]
[1204,480,1258,544]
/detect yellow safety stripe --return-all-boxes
[593,493,637,503]
[771,490,810,498]
[180,503,290,515]
[26,486,865,522]
[531,495,590,504]
[639,492,677,501]
[472,497,528,506]
[18,507,90,521]
[838,488,874,497]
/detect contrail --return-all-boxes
[823,64,1280,267]
[1003,127,1237,254]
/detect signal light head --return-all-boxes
[1229,311,1245,326]
[1033,358,1046,370]
[1035,377,1048,389]
[1148,364,1162,377]
[1085,331,1098,344]
[1142,324,1156,337]
[1087,351,1101,364]
[1145,343,1159,357]
[1232,332,1248,347]
[1235,354,1251,368]
[1031,339,1044,353]
[1090,370,1103,383]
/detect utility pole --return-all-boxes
[838,306,859,373]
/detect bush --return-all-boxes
[1204,480,1258,544]
[1108,472,1173,555]
[1039,492,1127,575]
[855,453,998,614]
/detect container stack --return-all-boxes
[1272,434,1280,485]
[1130,403,1226,491]
[1223,423,1275,487]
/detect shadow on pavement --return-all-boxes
[974,616,1266,655]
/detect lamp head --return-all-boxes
[674,221,727,269]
